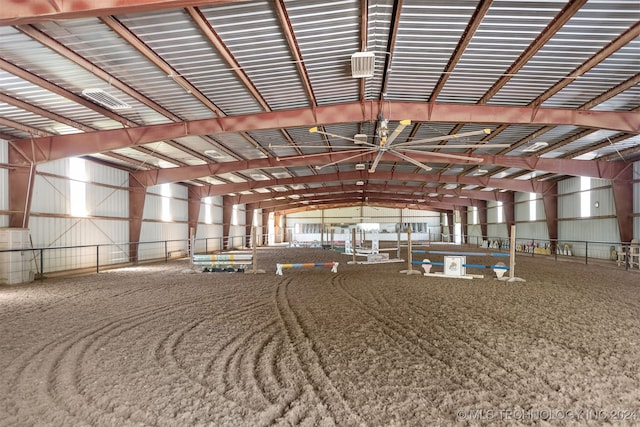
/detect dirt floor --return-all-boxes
[1,245,639,426]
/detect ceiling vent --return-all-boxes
[204,149,225,159]
[351,52,375,78]
[523,141,548,153]
[354,134,368,144]
[82,88,131,110]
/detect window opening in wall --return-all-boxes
[529,193,537,221]
[232,204,239,225]
[472,206,478,225]
[69,157,87,217]
[497,201,503,223]
[161,183,171,222]
[204,197,212,225]
[580,176,591,218]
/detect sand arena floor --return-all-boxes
[1,245,639,426]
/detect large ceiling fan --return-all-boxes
[306,115,508,173]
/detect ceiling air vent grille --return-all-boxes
[82,88,131,110]
[351,52,375,78]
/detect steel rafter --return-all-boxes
[189,170,555,200]
[9,101,639,165]
[226,183,513,206]
[127,150,630,188]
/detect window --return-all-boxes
[69,157,87,217]
[471,206,478,225]
[497,201,503,223]
[161,183,171,222]
[580,177,591,218]
[204,197,212,225]
[529,193,537,221]
[231,204,239,225]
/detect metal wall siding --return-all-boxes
[557,176,621,244]
[517,222,550,241]
[558,218,619,244]
[31,174,68,215]
[486,224,509,240]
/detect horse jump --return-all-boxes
[401,225,524,281]
[276,262,339,275]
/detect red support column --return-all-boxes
[503,192,515,239]
[542,183,558,252]
[128,176,146,264]
[8,146,35,228]
[446,211,454,242]
[187,187,201,243]
[222,195,233,249]
[611,167,634,243]
[245,204,254,247]
[478,200,488,242]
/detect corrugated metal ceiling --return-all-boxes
[0,0,638,213]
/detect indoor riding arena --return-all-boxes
[1,0,640,426]
[1,246,639,426]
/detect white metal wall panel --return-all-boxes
[556,176,621,258]
[143,183,188,222]
[29,218,129,272]
[32,159,129,218]
[516,222,550,242]
[512,192,549,240]
[31,174,69,215]
[0,140,7,227]
[486,201,509,239]
[557,177,581,219]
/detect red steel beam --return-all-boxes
[10,101,639,164]
[251,191,474,211]
[128,151,630,187]
[190,170,555,199]
[227,183,514,206]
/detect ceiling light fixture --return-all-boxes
[354,134,368,144]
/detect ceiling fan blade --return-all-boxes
[309,127,376,148]
[404,143,510,149]
[368,150,385,173]
[383,119,411,147]
[389,150,433,171]
[315,148,377,170]
[399,148,484,163]
[394,128,491,148]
